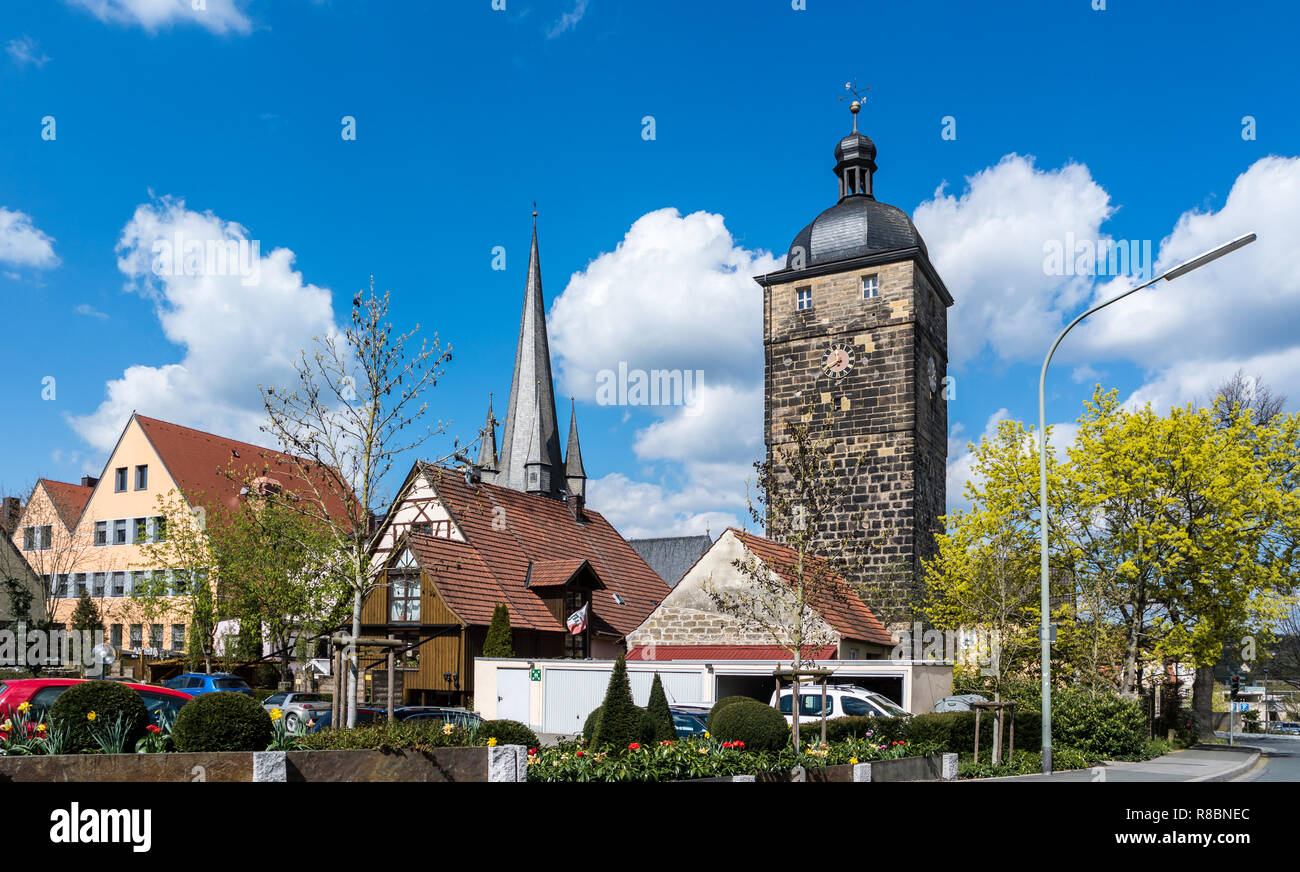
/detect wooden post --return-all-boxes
[992,708,1002,766]
[819,679,828,745]
[973,707,981,763]
[1008,707,1015,760]
[387,649,396,722]
[332,646,342,727]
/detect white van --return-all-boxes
[770,684,910,725]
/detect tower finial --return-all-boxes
[532,201,538,222]
[841,80,870,134]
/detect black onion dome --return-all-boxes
[786,196,928,270]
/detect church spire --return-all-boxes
[476,393,498,474]
[834,95,877,200]
[565,399,587,510]
[496,210,565,497]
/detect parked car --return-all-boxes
[393,706,484,729]
[1274,721,1300,736]
[668,704,711,737]
[305,706,388,733]
[0,677,193,734]
[163,673,254,697]
[770,684,911,725]
[262,691,332,731]
[934,693,989,713]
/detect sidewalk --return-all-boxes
[977,745,1259,782]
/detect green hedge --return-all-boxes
[477,719,540,749]
[172,691,273,752]
[1050,686,1147,759]
[49,680,150,753]
[708,699,790,752]
[706,696,760,733]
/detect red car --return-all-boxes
[0,678,193,734]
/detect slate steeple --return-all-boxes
[565,399,587,511]
[476,394,498,474]
[495,213,565,498]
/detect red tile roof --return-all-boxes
[406,464,670,636]
[134,414,353,521]
[732,530,895,648]
[38,479,94,529]
[626,644,838,661]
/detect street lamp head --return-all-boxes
[1163,233,1257,281]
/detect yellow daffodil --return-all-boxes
[270,708,283,721]
[487,737,498,747]
[1,719,11,732]
[442,723,453,735]
[17,702,31,714]
[698,748,708,755]
[36,723,46,733]
[703,731,710,738]
[86,711,97,722]
[850,757,859,765]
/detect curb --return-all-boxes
[1186,744,1260,782]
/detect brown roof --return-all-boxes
[401,464,670,636]
[38,479,94,529]
[134,414,353,521]
[732,530,895,648]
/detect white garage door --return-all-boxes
[496,668,530,724]
[542,667,704,735]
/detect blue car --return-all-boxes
[163,673,255,697]
[306,706,388,732]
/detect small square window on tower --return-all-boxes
[796,287,812,310]
[862,274,879,299]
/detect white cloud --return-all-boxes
[546,0,589,38]
[74,303,109,319]
[1122,347,1300,413]
[913,154,1113,368]
[1077,156,1300,372]
[0,208,59,268]
[66,197,337,453]
[68,0,253,34]
[550,207,780,536]
[6,35,50,67]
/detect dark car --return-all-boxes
[305,706,387,733]
[163,673,255,697]
[669,705,710,738]
[393,706,484,729]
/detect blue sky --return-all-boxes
[2,0,1298,537]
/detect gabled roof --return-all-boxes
[626,644,838,662]
[37,479,95,529]
[406,463,669,636]
[528,558,603,590]
[732,530,895,648]
[629,534,712,587]
[133,414,352,520]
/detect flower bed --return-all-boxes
[526,735,935,782]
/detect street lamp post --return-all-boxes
[1036,232,1256,775]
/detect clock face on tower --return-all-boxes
[823,344,854,379]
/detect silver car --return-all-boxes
[263,691,331,731]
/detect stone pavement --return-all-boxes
[977,745,1260,782]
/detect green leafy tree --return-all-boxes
[591,655,642,750]
[482,603,515,658]
[646,673,676,742]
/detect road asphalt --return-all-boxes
[979,744,1261,782]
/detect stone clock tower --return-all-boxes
[754,102,953,627]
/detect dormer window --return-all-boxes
[389,548,421,622]
[796,288,812,311]
[862,274,879,299]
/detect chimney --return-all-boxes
[0,497,21,535]
[81,476,98,488]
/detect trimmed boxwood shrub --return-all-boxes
[706,695,761,733]
[583,705,654,747]
[646,674,676,742]
[592,656,646,750]
[172,691,274,752]
[709,699,789,752]
[49,680,150,753]
[477,719,539,749]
